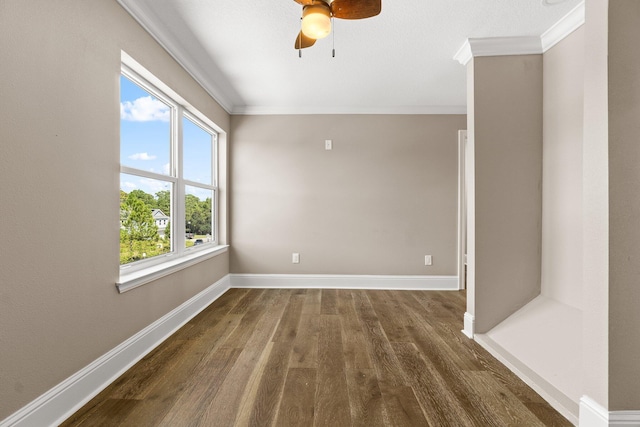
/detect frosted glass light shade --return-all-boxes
[301,4,331,39]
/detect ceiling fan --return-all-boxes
[293,0,381,50]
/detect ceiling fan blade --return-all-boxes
[294,31,316,49]
[293,0,314,5]
[331,0,381,19]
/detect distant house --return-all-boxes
[151,209,170,236]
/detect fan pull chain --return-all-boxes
[299,17,302,58]
[332,17,335,57]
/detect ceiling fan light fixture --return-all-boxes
[301,3,332,40]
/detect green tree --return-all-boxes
[128,189,157,209]
[184,194,212,235]
[165,220,171,240]
[155,190,170,216]
[121,196,159,258]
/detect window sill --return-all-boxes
[117,245,229,293]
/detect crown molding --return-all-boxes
[232,105,467,115]
[454,37,542,66]
[454,1,585,66]
[541,1,585,52]
[117,0,235,114]
[453,41,474,67]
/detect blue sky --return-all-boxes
[120,75,213,201]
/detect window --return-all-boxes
[119,64,219,276]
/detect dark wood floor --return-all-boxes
[62,289,572,426]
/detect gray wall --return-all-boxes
[0,0,229,419]
[230,114,466,275]
[542,27,584,309]
[468,55,544,333]
[608,0,640,410]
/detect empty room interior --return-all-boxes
[1,0,639,426]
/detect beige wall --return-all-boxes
[465,60,477,317]
[582,0,610,408]
[469,55,543,333]
[230,114,466,275]
[608,0,640,410]
[541,27,585,309]
[0,0,229,419]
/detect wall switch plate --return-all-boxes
[325,139,332,150]
[292,253,300,264]
[424,255,433,266]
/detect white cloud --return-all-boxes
[163,163,171,175]
[128,152,157,161]
[121,181,137,190]
[120,96,170,122]
[140,178,170,194]
[186,186,212,201]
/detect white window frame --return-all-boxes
[117,54,226,293]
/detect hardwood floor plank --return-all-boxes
[351,291,409,387]
[105,337,194,400]
[246,341,292,426]
[461,370,548,427]
[367,290,412,343]
[336,289,373,370]
[411,290,462,321]
[290,290,321,368]
[320,288,338,314]
[345,368,387,427]
[378,384,431,427]
[222,290,278,350]
[314,315,352,427]
[198,290,290,426]
[396,291,482,372]
[272,293,305,343]
[176,288,251,340]
[246,294,305,426]
[289,313,319,369]
[234,341,275,427]
[392,342,476,427]
[301,288,322,315]
[62,398,140,426]
[275,368,317,427]
[229,288,266,315]
[157,346,243,426]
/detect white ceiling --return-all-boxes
[118,0,582,115]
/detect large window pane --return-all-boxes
[120,173,172,265]
[183,116,213,185]
[120,75,171,175]
[185,185,213,248]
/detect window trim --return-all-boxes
[117,245,229,293]
[118,53,224,292]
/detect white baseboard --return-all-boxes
[462,312,474,338]
[580,396,640,427]
[474,334,579,425]
[0,275,231,427]
[229,274,459,291]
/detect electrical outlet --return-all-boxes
[424,255,433,266]
[325,139,332,150]
[292,253,300,264]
